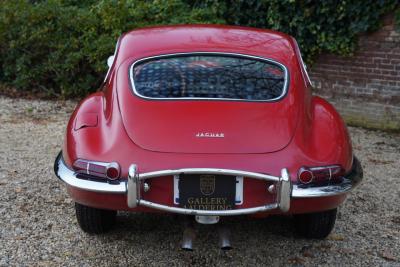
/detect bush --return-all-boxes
[0,0,223,97]
[0,0,398,98]
[200,0,398,62]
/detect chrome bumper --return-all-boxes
[126,164,291,215]
[54,153,362,215]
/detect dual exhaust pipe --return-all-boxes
[181,220,232,250]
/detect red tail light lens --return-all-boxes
[105,163,120,180]
[298,165,344,184]
[298,168,314,184]
[73,159,120,180]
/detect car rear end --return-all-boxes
[54,26,363,243]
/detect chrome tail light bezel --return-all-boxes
[297,165,344,185]
[73,159,121,181]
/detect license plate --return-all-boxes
[178,174,236,210]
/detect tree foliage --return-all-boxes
[0,0,398,97]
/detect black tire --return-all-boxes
[294,208,337,239]
[75,202,117,234]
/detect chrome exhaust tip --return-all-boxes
[181,234,193,251]
[181,219,196,251]
[218,227,232,250]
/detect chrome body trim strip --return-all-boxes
[128,52,289,102]
[292,179,353,198]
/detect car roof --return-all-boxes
[116,25,297,66]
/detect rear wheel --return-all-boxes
[294,208,337,239]
[75,202,117,234]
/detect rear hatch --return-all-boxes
[118,53,297,154]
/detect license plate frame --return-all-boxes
[177,174,237,210]
[174,175,243,206]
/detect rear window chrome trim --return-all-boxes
[129,52,289,102]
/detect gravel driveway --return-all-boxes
[0,96,399,266]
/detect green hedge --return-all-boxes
[0,0,398,98]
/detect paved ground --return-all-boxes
[0,96,399,266]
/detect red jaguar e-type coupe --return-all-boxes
[54,25,362,244]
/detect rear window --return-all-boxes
[131,54,287,101]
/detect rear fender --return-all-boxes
[300,96,353,171]
[62,92,105,167]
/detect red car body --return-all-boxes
[55,25,362,239]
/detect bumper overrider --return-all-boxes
[54,153,363,216]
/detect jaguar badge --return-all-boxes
[199,175,215,195]
[196,132,224,138]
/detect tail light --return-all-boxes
[298,165,344,185]
[73,159,120,180]
[105,162,120,180]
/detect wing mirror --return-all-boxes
[107,55,115,68]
